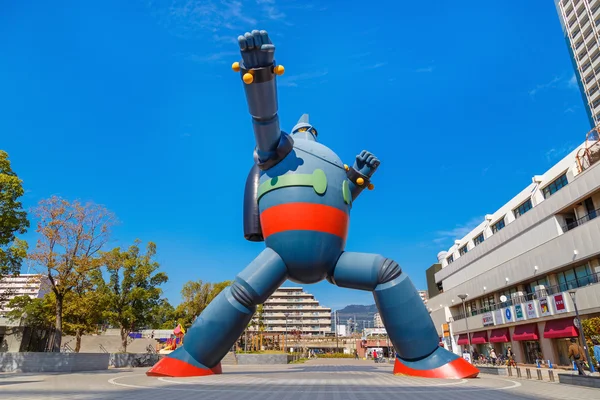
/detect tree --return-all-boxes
[0,150,29,278]
[174,279,232,328]
[103,240,168,352]
[151,298,178,329]
[5,294,54,327]
[62,269,108,352]
[28,196,115,351]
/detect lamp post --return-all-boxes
[458,294,473,364]
[568,290,595,373]
[284,312,289,354]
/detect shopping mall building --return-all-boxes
[428,133,600,366]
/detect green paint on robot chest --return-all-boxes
[257,168,352,205]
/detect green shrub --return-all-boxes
[316,353,355,358]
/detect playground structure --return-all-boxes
[147,29,479,379]
[157,324,185,354]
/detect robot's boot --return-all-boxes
[147,248,287,377]
[329,252,479,379]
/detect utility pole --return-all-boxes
[335,310,339,353]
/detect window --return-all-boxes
[481,295,496,311]
[459,245,468,256]
[542,173,568,199]
[513,198,533,219]
[473,232,485,246]
[491,217,505,233]
[446,255,454,264]
[557,264,594,291]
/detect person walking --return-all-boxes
[506,346,516,367]
[568,338,588,376]
[354,349,359,360]
[490,348,497,365]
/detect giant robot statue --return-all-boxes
[147,30,479,379]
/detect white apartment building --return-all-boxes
[373,313,383,328]
[555,0,600,127]
[429,133,600,367]
[254,287,332,335]
[0,274,52,318]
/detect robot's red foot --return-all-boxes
[146,356,222,377]
[393,350,479,379]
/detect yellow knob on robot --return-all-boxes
[368,183,374,190]
[356,177,364,186]
[273,65,285,76]
[344,164,349,171]
[232,62,240,72]
[243,73,254,84]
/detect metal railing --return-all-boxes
[562,207,600,232]
[452,272,600,321]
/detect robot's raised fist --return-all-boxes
[237,30,275,69]
[355,150,380,177]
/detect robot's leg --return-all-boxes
[328,252,479,379]
[147,248,287,377]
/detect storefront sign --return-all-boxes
[525,301,538,319]
[554,294,566,314]
[515,304,525,321]
[539,297,552,317]
[482,312,494,326]
[504,306,513,323]
[494,308,504,325]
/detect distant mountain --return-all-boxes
[334,304,378,329]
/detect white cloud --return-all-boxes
[150,0,289,39]
[278,70,329,87]
[433,216,484,245]
[416,66,434,73]
[365,62,387,69]
[528,76,561,97]
[185,51,239,64]
[568,73,578,89]
[545,142,577,162]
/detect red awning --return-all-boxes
[471,331,488,344]
[457,334,469,345]
[544,318,579,339]
[512,324,539,341]
[490,328,510,343]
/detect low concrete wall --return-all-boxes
[109,353,161,368]
[476,366,508,376]
[236,354,293,365]
[0,352,110,373]
[558,373,600,388]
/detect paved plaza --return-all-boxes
[0,359,598,400]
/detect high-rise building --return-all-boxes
[428,135,600,367]
[555,0,600,127]
[253,287,332,335]
[373,312,383,328]
[0,274,52,318]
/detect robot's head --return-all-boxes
[291,114,318,142]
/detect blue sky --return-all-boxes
[0,1,592,312]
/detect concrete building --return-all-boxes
[0,274,52,318]
[418,290,428,304]
[555,0,600,127]
[429,134,600,367]
[257,287,332,335]
[373,313,383,328]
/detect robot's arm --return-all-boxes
[234,30,292,170]
[243,163,264,242]
[345,150,380,201]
